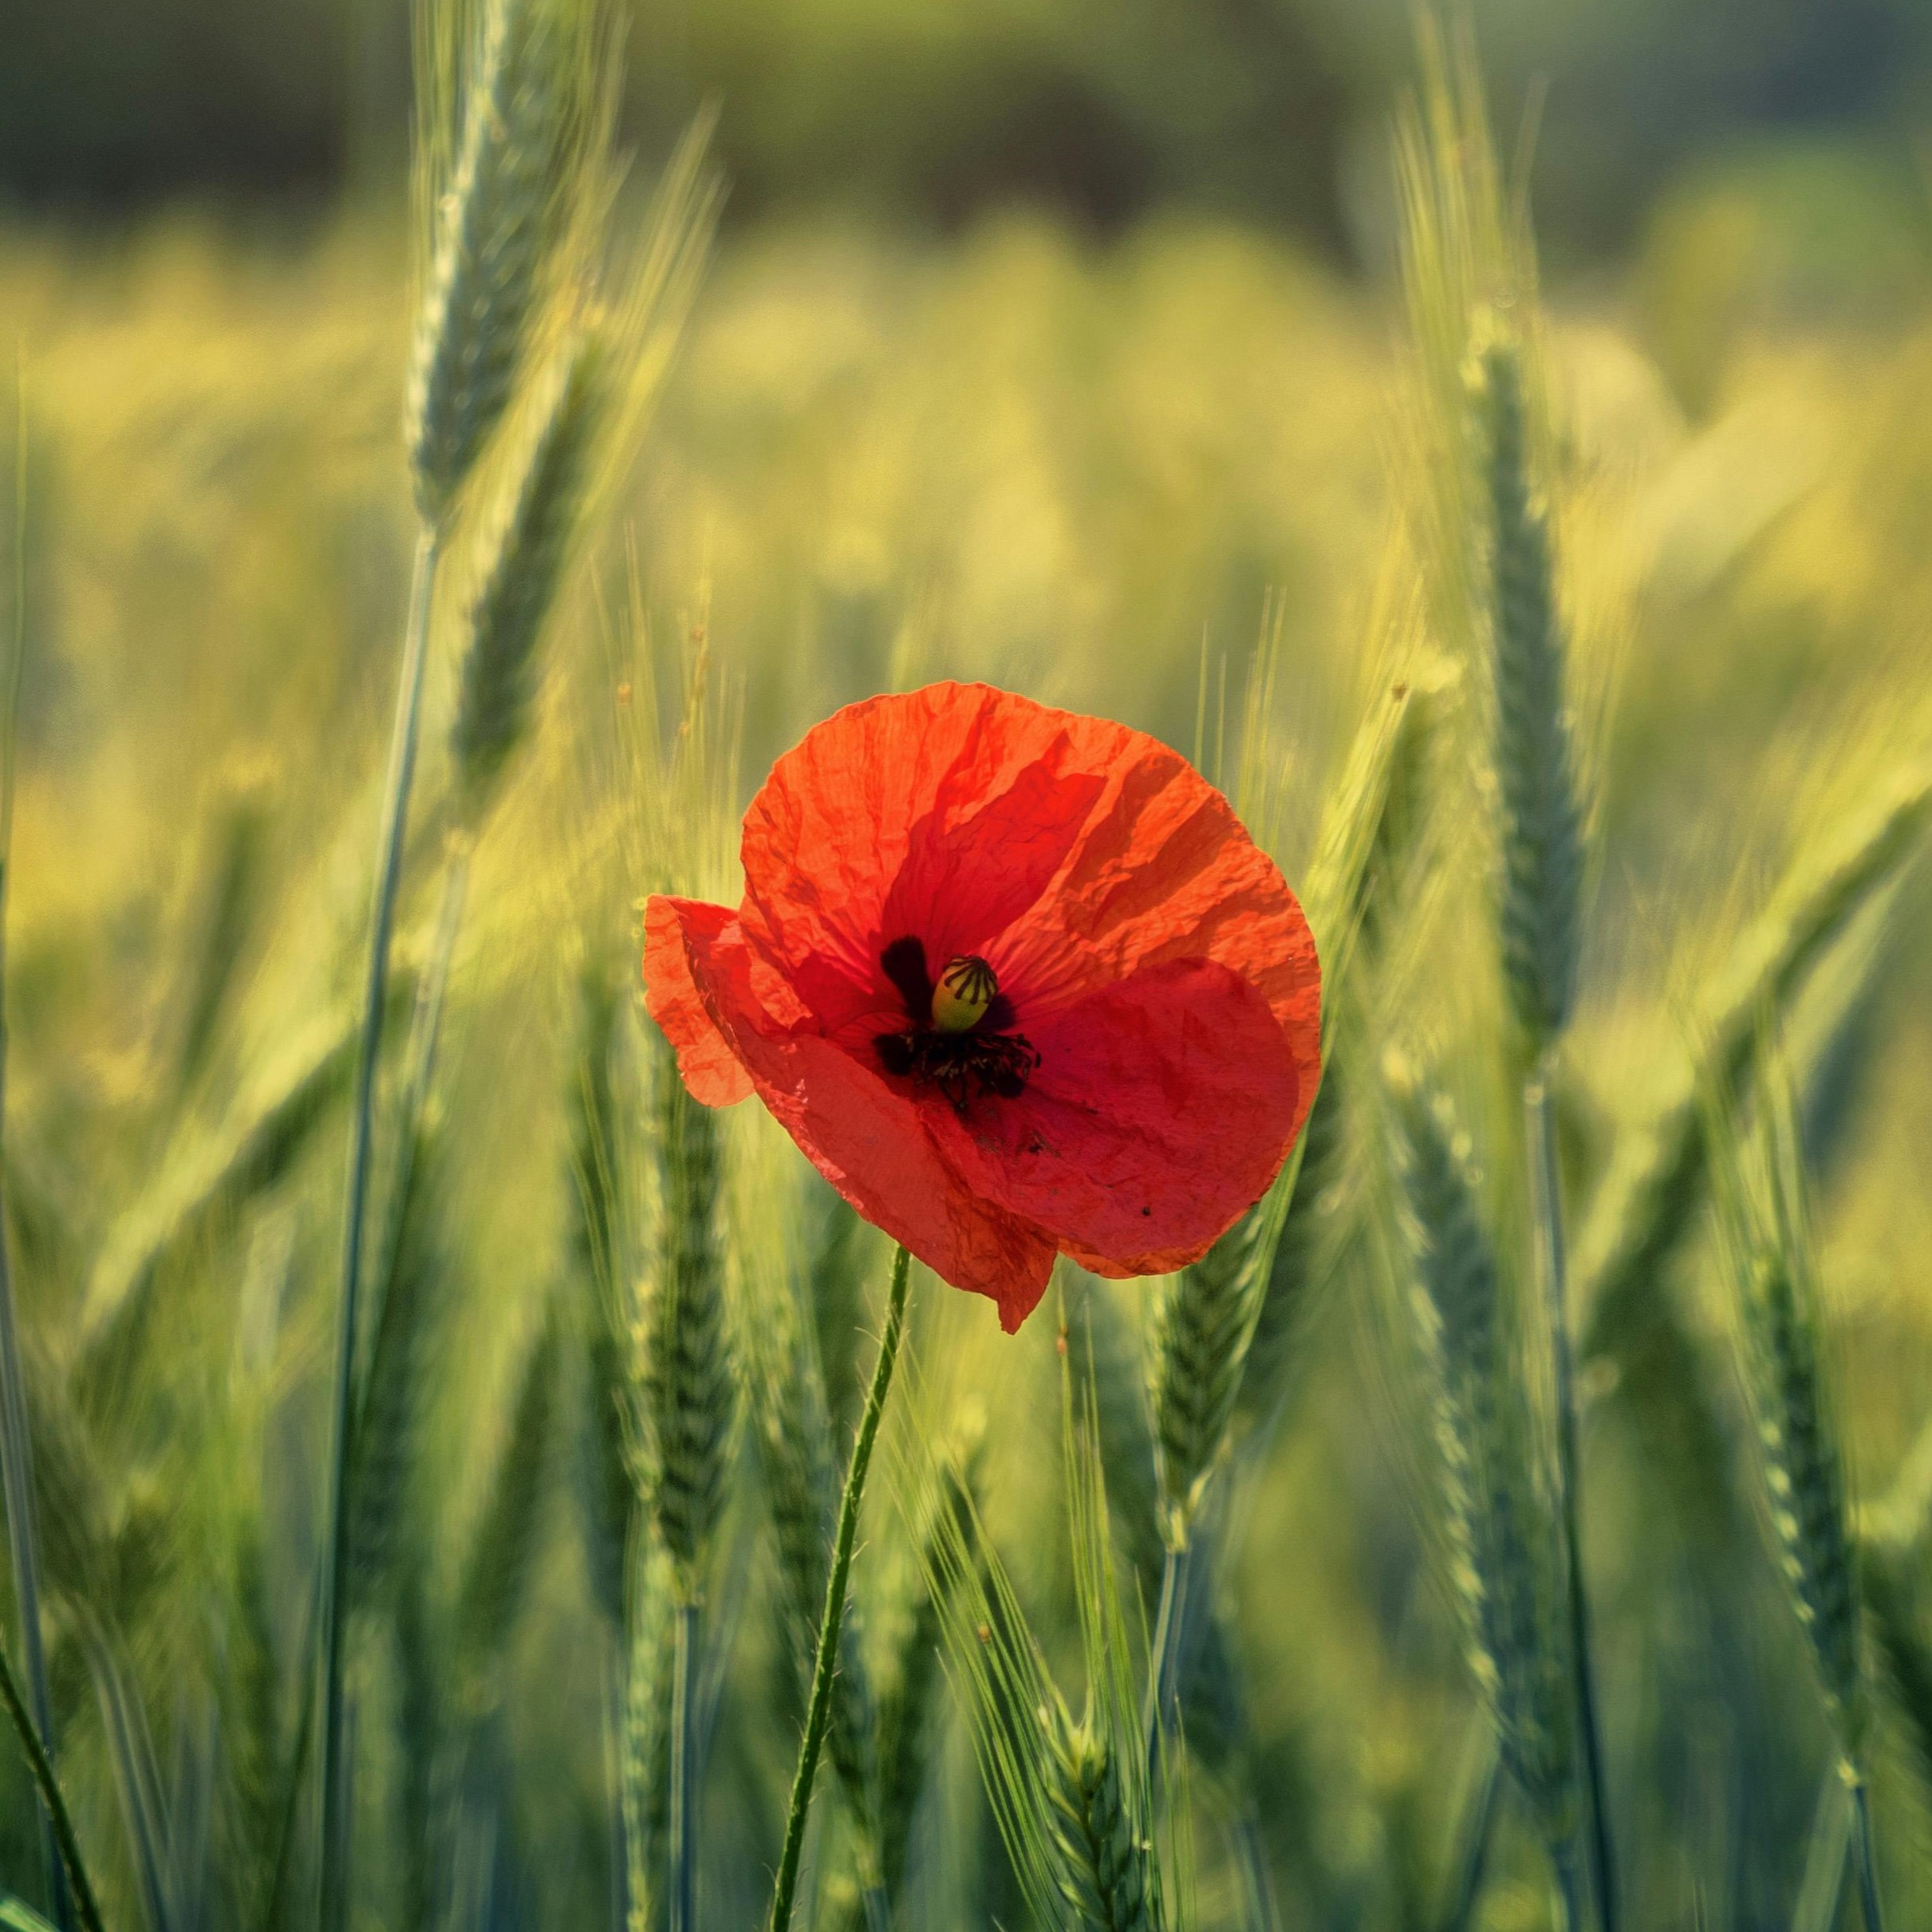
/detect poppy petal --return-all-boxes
[923,956,1303,1275]
[643,896,755,1107]
[738,683,1109,1027]
[653,897,1059,1331]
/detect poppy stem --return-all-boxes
[318,525,443,1932]
[1525,1063,1615,1932]
[767,1244,913,1932]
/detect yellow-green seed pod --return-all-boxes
[932,956,996,1032]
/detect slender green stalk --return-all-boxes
[669,1603,699,1932]
[1847,1771,1885,1932]
[1525,1068,1615,1932]
[0,362,68,1932]
[768,1244,913,1932]
[1141,1540,1193,1776]
[317,526,443,1932]
[0,1638,105,1932]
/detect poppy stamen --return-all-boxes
[932,954,997,1031]
[875,940,1039,1112]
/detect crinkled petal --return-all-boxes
[923,956,1302,1275]
[652,898,1057,1330]
[643,896,754,1106]
[738,684,1108,1028]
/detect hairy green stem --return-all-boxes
[0,1639,105,1932]
[1847,1769,1885,1932]
[317,526,443,1932]
[670,1603,700,1932]
[1141,1540,1193,1777]
[768,1244,913,1932]
[1526,1069,1615,1932]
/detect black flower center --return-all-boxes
[874,936,1039,1114]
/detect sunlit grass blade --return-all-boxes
[78,998,366,1368]
[1579,760,1932,1363]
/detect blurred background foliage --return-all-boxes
[5,0,1932,266]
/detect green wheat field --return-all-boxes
[0,6,1929,1931]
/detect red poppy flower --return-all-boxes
[645,682,1321,1333]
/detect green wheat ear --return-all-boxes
[407,0,612,521]
[1386,1054,1583,1900]
[923,1366,1169,1932]
[1469,329,1584,1053]
[453,330,606,811]
[1709,1049,1869,1757]
[639,1044,735,1600]
[1151,663,1440,1546]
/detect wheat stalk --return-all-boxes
[1469,313,1614,1930]
[1709,1053,1883,1927]
[1472,332,1583,1053]
[1043,1719,1165,1932]
[1144,666,1438,1771]
[346,1114,451,1611]
[1388,1058,1583,1922]
[639,1048,734,1596]
[927,1337,1169,1932]
[453,331,605,810]
[637,1048,734,1932]
[623,1540,678,1932]
[1711,1067,1868,1739]
[0,368,68,1931]
[566,954,636,1630]
[405,0,608,522]
[0,1639,104,1932]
